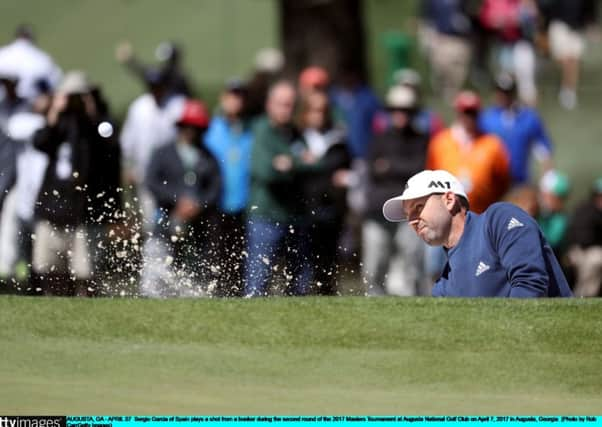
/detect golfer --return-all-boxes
[383,170,573,297]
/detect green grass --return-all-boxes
[1,296,601,413]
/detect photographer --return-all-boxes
[31,71,95,296]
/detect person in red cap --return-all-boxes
[141,99,221,297]
[298,66,330,98]
[427,90,511,214]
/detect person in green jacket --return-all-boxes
[538,170,570,258]
[245,80,320,297]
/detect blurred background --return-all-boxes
[1,0,601,297]
[1,0,600,203]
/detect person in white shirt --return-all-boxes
[0,25,62,101]
[119,68,185,233]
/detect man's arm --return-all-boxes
[145,148,178,208]
[432,263,451,297]
[250,122,294,184]
[196,151,222,208]
[0,131,16,210]
[530,113,554,172]
[489,206,550,297]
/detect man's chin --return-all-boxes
[422,235,442,246]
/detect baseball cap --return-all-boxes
[56,70,89,95]
[494,72,517,93]
[143,68,167,87]
[177,99,210,129]
[155,41,180,63]
[225,77,247,93]
[393,68,421,88]
[385,85,417,110]
[383,170,468,222]
[539,170,570,198]
[454,90,481,112]
[254,47,284,73]
[299,66,330,90]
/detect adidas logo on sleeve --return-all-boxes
[507,217,524,230]
[475,261,490,276]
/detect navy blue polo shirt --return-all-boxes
[433,202,572,297]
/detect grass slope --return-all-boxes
[1,296,601,413]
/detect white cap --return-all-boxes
[385,85,417,109]
[382,170,468,222]
[254,47,284,73]
[393,68,421,87]
[56,70,89,95]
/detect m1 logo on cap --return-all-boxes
[428,181,451,189]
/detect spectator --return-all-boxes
[566,177,602,297]
[421,0,474,101]
[298,90,350,295]
[0,128,17,285]
[244,47,284,119]
[0,125,16,214]
[120,68,185,233]
[362,85,429,296]
[116,40,195,97]
[83,84,122,295]
[298,66,330,99]
[537,170,570,258]
[0,25,62,101]
[330,68,380,160]
[244,80,314,297]
[3,88,48,286]
[374,68,445,138]
[427,90,511,214]
[480,0,539,105]
[141,100,221,297]
[0,70,28,277]
[479,72,553,185]
[330,68,380,265]
[0,70,30,131]
[539,0,599,109]
[31,71,96,296]
[504,184,539,217]
[204,79,254,296]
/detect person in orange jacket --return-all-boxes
[426,90,511,214]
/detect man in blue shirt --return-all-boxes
[479,73,554,185]
[383,170,572,297]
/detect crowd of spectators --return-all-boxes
[0,5,600,298]
[419,0,598,109]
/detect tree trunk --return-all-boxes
[279,0,368,82]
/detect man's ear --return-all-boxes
[443,191,457,213]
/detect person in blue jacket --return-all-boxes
[479,73,554,185]
[382,169,572,297]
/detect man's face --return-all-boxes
[404,193,453,246]
[267,84,296,126]
[178,124,203,143]
[495,90,514,108]
[458,110,479,134]
[221,91,244,117]
[303,91,329,130]
[389,109,410,129]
